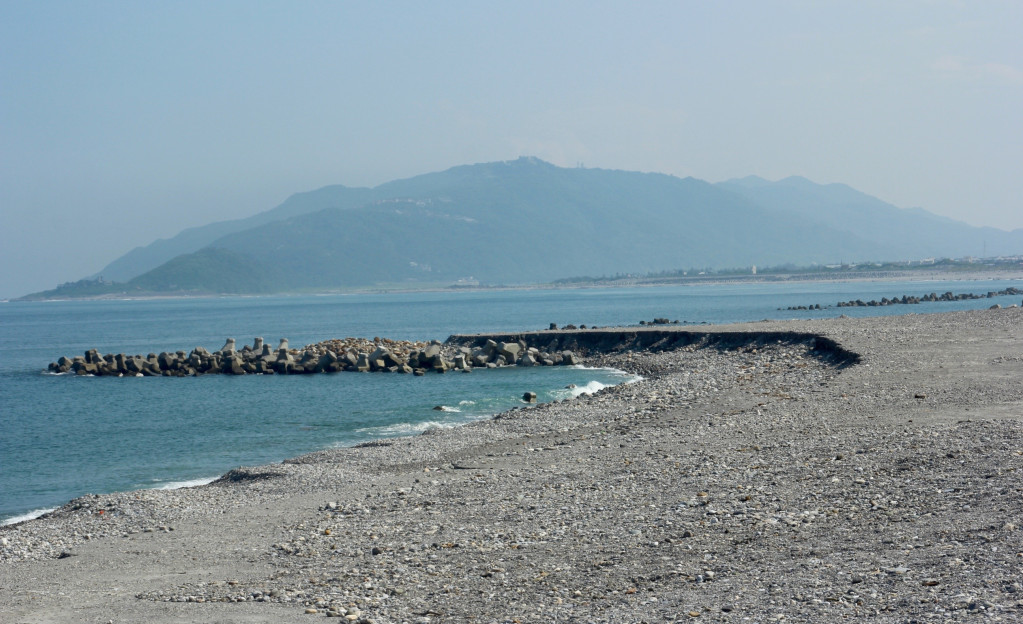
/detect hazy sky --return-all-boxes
[2,1,1021,298]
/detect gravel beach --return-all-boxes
[2,308,1022,623]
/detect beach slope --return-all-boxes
[2,309,1022,622]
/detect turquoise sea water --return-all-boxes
[2,279,1021,524]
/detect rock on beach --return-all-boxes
[7,307,1023,623]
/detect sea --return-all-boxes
[2,278,1021,525]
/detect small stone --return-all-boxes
[922,579,940,586]
[305,608,319,614]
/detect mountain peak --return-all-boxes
[508,156,554,167]
[777,175,819,188]
[722,175,772,188]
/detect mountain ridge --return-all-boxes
[26,157,1023,299]
[91,184,376,282]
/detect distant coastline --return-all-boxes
[10,265,1023,303]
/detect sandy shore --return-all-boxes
[2,309,1022,623]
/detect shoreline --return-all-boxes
[1,362,638,527]
[3,309,1023,622]
[9,268,1023,303]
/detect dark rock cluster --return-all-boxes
[836,287,1022,308]
[638,317,680,325]
[782,287,1023,311]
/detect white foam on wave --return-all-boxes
[41,370,72,376]
[568,364,644,383]
[154,476,218,490]
[547,366,643,401]
[570,379,611,398]
[354,420,456,438]
[435,405,461,413]
[548,379,609,401]
[458,400,476,406]
[2,477,219,527]
[2,507,57,526]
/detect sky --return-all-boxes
[1,1,1021,298]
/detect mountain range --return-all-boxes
[24,157,1023,298]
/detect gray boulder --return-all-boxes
[497,342,521,362]
[74,361,97,375]
[422,343,442,359]
[299,351,320,368]
[315,352,338,373]
[157,352,178,371]
[224,355,246,375]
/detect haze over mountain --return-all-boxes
[4,4,1020,300]
[26,158,1023,299]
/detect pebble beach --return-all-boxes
[2,308,1022,623]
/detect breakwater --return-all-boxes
[47,335,581,377]
[447,327,861,367]
[48,325,863,377]
[784,286,1023,311]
